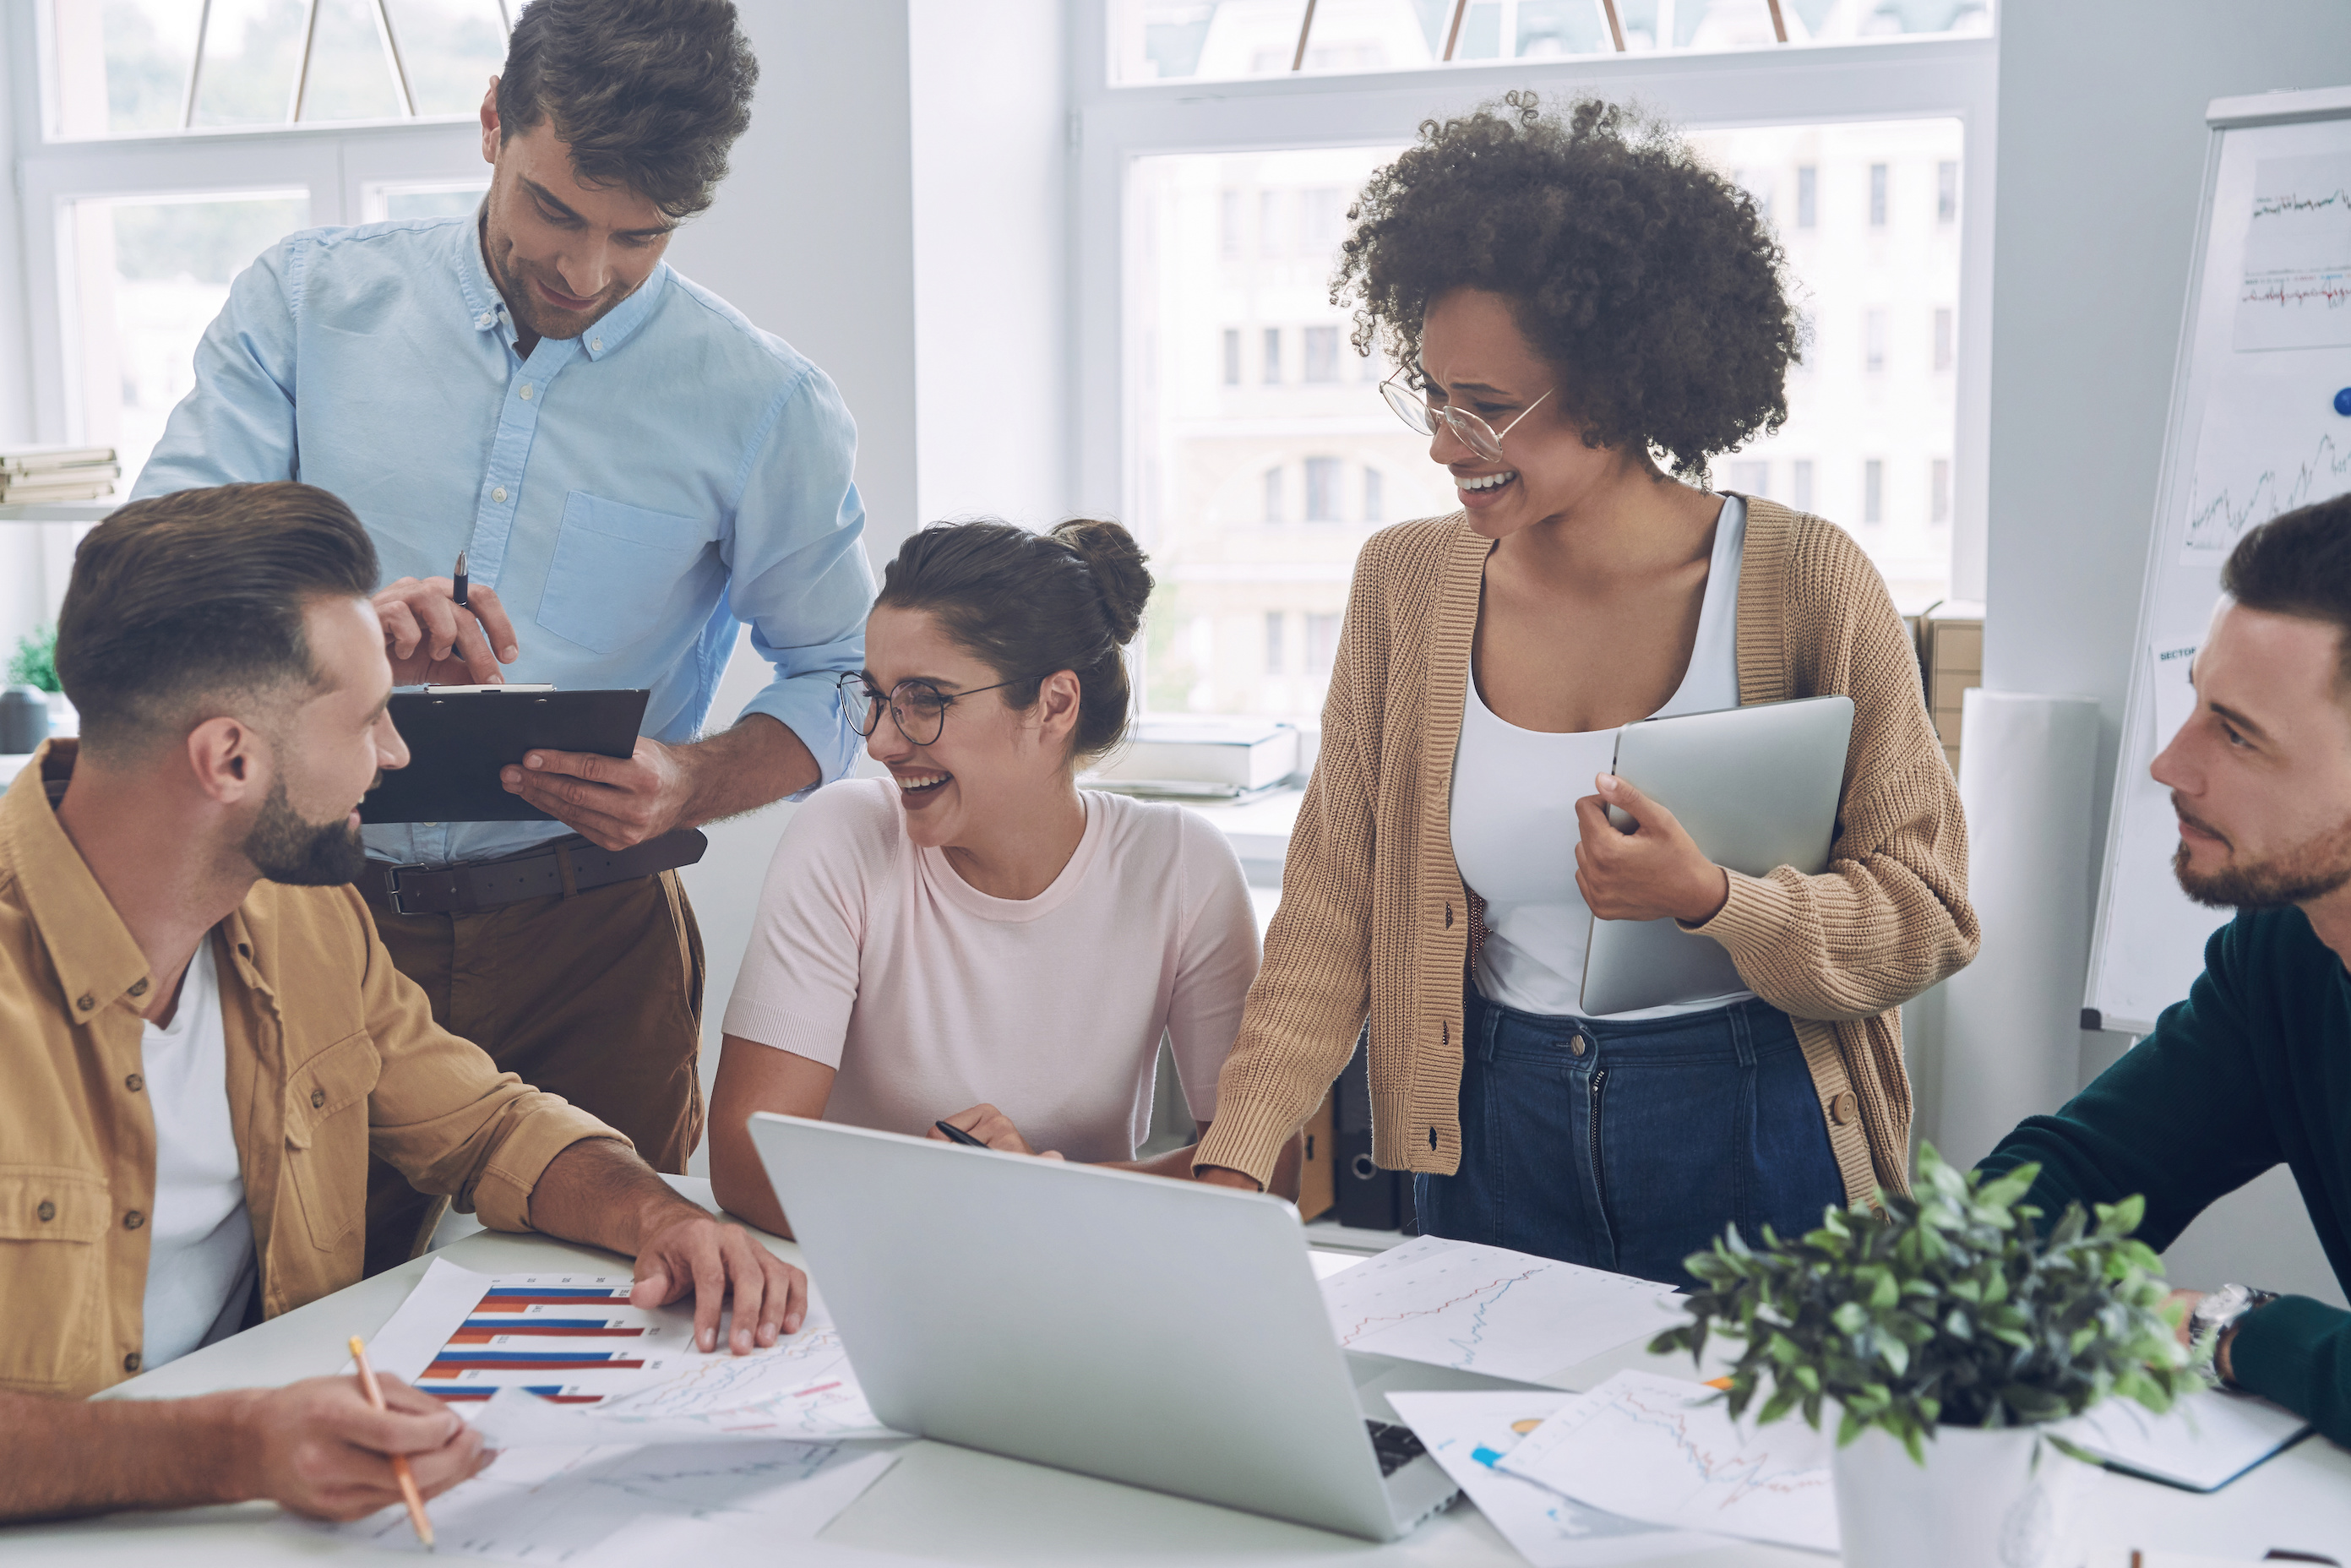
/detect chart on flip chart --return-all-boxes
[2090,87,2351,1035]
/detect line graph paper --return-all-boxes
[1497,1370,1836,1554]
[2237,155,2351,350]
[2180,368,2351,562]
[1318,1236,1682,1382]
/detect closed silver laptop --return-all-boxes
[746,1113,1467,1541]
[1580,694,1855,1015]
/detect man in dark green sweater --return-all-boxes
[1980,495,2351,1446]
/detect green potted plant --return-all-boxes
[1652,1144,2193,1568]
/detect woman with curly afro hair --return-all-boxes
[1193,94,1978,1285]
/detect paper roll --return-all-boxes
[1935,689,2101,1167]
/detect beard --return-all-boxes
[480,207,624,343]
[242,773,370,887]
[2173,810,2351,909]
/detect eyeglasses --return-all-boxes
[1380,368,1554,464]
[837,672,1028,747]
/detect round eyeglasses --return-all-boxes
[1380,368,1554,465]
[837,672,1029,747]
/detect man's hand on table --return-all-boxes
[231,1372,489,1521]
[630,1195,809,1355]
[375,576,519,686]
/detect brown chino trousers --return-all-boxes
[357,865,706,1277]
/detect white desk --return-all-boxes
[14,1178,2351,1565]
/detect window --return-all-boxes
[1259,188,1283,256]
[1864,459,1885,525]
[48,0,512,137]
[1265,611,1287,674]
[1304,455,1341,520]
[1934,307,1954,373]
[1306,612,1341,677]
[1099,17,1996,721]
[1303,324,1340,383]
[1222,327,1242,386]
[1937,160,1958,224]
[1221,188,1242,257]
[1932,458,1951,525]
[1864,308,1887,374]
[1868,161,1888,226]
[362,177,487,223]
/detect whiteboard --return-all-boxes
[2085,85,2351,1034]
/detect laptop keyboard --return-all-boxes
[1365,1418,1428,1478]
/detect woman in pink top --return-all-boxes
[707,519,1282,1237]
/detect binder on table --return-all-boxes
[359,685,649,825]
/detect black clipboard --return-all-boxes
[360,685,650,825]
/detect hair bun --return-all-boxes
[1050,518,1153,645]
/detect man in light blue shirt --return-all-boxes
[134,0,872,1272]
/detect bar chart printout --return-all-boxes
[367,1260,693,1406]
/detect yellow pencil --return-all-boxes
[348,1335,437,1551]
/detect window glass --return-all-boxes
[364,179,491,223]
[383,0,510,116]
[298,0,404,122]
[71,193,311,488]
[188,0,307,128]
[56,0,201,135]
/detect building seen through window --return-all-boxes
[1128,116,1964,726]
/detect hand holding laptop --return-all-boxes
[1572,772,1733,925]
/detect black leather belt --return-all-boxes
[371,829,709,917]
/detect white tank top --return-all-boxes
[1449,496,1756,1020]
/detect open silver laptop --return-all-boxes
[746,1113,1468,1541]
[1581,694,1855,1015]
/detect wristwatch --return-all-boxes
[2189,1282,2279,1386]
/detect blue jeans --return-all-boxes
[1412,988,1845,1288]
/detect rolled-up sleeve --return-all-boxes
[131,236,307,498]
[350,890,623,1229]
[721,362,873,793]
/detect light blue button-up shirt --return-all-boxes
[136,215,873,868]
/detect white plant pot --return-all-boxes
[1832,1418,2084,1568]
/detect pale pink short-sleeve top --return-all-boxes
[721,779,1262,1163]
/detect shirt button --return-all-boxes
[519,384,534,400]
[123,1209,144,1230]
[75,993,95,1011]
[476,311,495,329]
[312,1087,328,1110]
[35,1200,55,1222]
[1567,1033,1588,1057]
[126,1073,144,1092]
[1830,1090,1860,1125]
[492,486,509,504]
[123,1352,142,1374]
[128,977,149,996]
[590,337,603,351]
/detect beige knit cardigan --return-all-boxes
[1195,498,1979,1210]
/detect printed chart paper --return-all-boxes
[2147,640,2200,752]
[301,1440,899,1563]
[2236,155,2351,351]
[2053,1386,2310,1492]
[2180,367,2351,564]
[1497,1370,1837,1555]
[1319,1236,1684,1381]
[1386,1390,1721,1566]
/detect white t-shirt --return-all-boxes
[1450,496,1757,1020]
[139,939,259,1368]
[722,781,1262,1162]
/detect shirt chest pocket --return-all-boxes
[284,1031,382,1251]
[0,1168,111,1392]
[536,493,718,655]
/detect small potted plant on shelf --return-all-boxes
[1652,1144,2193,1568]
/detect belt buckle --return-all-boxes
[382,862,439,917]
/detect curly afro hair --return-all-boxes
[1335,92,1799,486]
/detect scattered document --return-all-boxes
[1497,1370,1837,1556]
[1319,1236,1684,1382]
[297,1440,899,1563]
[1386,1390,1721,1566]
[2053,1386,2310,1492]
[2234,154,2351,351]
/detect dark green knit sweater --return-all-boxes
[1978,905,2350,1446]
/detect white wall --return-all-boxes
[1,2,51,652]
[1984,0,2351,1304]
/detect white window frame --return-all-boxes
[6,2,487,450]
[1072,20,2000,604]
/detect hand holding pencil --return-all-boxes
[351,1336,438,1549]
[221,1356,487,1526]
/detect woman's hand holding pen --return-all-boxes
[375,575,519,685]
[1573,772,1733,926]
[929,1103,1064,1161]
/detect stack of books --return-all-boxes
[0,445,119,503]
